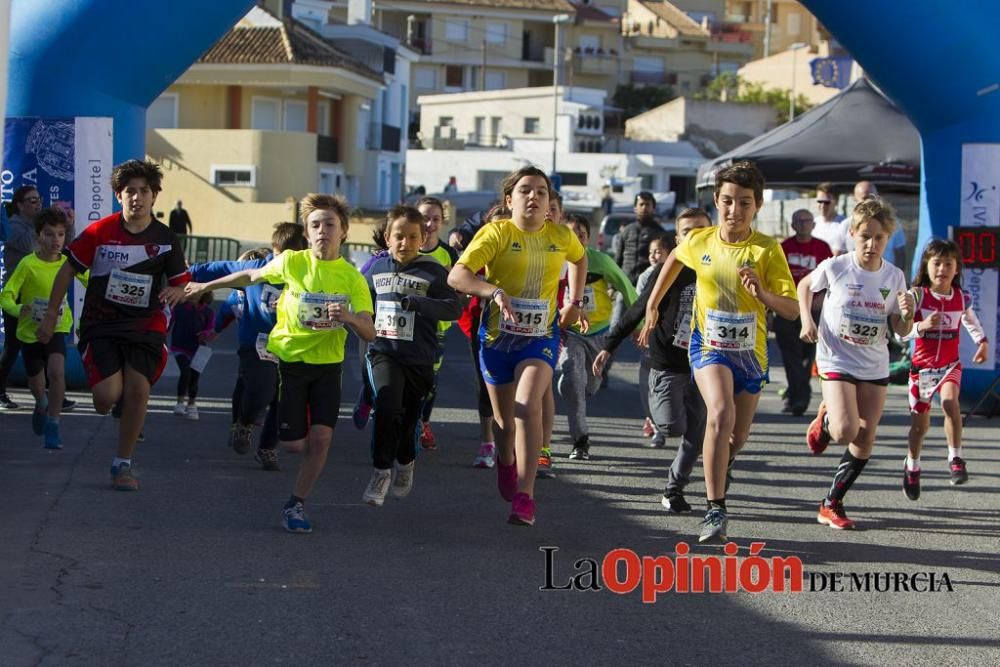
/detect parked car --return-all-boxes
[597,214,674,253]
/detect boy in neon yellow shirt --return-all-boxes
[0,207,86,448]
[168,194,375,533]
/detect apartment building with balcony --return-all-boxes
[722,0,823,59]
[408,86,703,210]
[622,0,752,93]
[144,3,407,242]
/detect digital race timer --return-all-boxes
[950,226,1000,269]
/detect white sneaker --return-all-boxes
[472,442,496,468]
[390,461,415,498]
[173,402,186,416]
[185,404,200,421]
[362,468,392,507]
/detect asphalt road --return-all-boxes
[1,326,998,666]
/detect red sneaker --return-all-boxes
[806,402,832,455]
[419,421,436,450]
[817,500,856,530]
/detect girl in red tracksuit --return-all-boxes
[900,239,988,500]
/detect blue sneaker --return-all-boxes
[282,502,312,533]
[32,408,47,435]
[43,420,63,449]
[352,396,372,430]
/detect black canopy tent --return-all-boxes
[696,78,920,191]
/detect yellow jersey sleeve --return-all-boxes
[457,223,502,275]
[256,251,290,285]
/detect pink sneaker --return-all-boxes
[508,492,536,526]
[497,456,517,501]
[642,417,655,438]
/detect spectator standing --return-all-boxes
[812,182,846,255]
[169,200,192,236]
[776,209,832,415]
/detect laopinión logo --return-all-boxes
[540,544,954,603]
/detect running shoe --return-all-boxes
[508,492,536,526]
[472,442,496,469]
[645,437,666,449]
[806,402,832,455]
[32,408,46,435]
[61,398,77,412]
[661,491,691,514]
[902,461,921,501]
[363,468,392,507]
[949,457,968,485]
[255,448,280,472]
[228,423,253,455]
[817,500,856,530]
[536,447,555,479]
[0,393,18,410]
[352,396,372,430]
[419,421,436,450]
[43,420,62,450]
[569,435,591,461]
[497,456,518,501]
[110,462,139,492]
[642,417,655,438]
[282,501,312,533]
[173,402,186,416]
[185,404,200,421]
[390,461,415,498]
[698,508,728,544]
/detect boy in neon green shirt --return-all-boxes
[168,194,375,533]
[0,207,86,448]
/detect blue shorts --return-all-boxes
[479,332,559,385]
[688,326,768,395]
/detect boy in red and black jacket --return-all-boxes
[38,159,190,491]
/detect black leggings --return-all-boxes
[0,311,23,392]
[232,346,280,449]
[369,351,433,469]
[175,354,201,401]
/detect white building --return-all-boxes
[407,85,703,209]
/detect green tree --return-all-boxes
[696,73,814,124]
[612,83,676,121]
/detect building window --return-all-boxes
[146,93,178,129]
[787,12,801,34]
[414,67,437,90]
[317,101,331,136]
[284,100,308,132]
[251,97,281,130]
[485,22,507,44]
[439,116,454,127]
[639,174,656,191]
[445,19,468,42]
[490,117,502,141]
[484,71,506,90]
[579,34,600,52]
[558,172,588,186]
[445,65,464,88]
[524,117,540,134]
[211,164,256,187]
[474,116,486,144]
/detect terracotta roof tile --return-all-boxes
[637,0,708,37]
[396,0,575,11]
[198,12,382,83]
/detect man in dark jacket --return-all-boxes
[613,191,674,284]
[169,200,192,235]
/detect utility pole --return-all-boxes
[763,0,773,57]
[551,14,572,176]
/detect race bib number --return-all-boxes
[105,269,152,308]
[375,300,414,341]
[564,286,597,313]
[917,365,952,401]
[703,309,756,351]
[255,332,277,363]
[837,309,885,346]
[296,292,348,330]
[673,311,693,350]
[261,285,281,314]
[31,298,64,323]
[500,297,550,337]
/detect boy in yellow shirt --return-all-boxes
[0,207,85,448]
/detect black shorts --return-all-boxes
[22,333,67,377]
[80,335,169,387]
[277,360,342,441]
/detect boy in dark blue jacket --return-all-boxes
[189,223,307,470]
[362,206,462,506]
